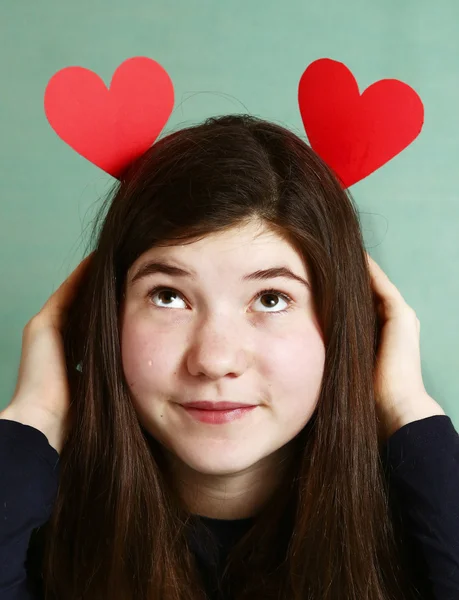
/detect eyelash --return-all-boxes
[146,286,294,315]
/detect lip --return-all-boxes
[181,401,256,410]
[180,405,257,424]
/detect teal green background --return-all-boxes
[1,1,458,427]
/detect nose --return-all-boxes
[185,316,250,380]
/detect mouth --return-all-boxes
[178,404,258,424]
[181,401,256,411]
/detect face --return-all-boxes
[119,220,325,517]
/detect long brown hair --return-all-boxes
[41,114,422,599]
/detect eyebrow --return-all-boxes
[129,260,310,290]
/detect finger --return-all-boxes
[366,253,406,307]
[39,252,95,328]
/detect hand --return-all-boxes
[1,252,94,453]
[366,252,446,443]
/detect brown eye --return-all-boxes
[260,293,279,307]
[148,287,187,308]
[253,289,291,313]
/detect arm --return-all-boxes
[0,416,60,599]
[382,414,459,599]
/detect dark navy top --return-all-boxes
[1,415,459,599]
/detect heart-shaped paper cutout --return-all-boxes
[298,58,424,188]
[44,57,174,178]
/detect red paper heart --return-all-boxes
[44,57,174,178]
[298,58,424,188]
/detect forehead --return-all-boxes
[124,224,313,298]
[134,221,299,264]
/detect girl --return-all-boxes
[1,114,456,600]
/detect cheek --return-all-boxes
[261,324,325,411]
[120,319,177,396]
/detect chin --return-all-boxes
[174,444,265,476]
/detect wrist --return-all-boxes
[0,405,64,454]
[383,395,446,439]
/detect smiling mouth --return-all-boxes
[181,401,256,410]
[179,404,258,424]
